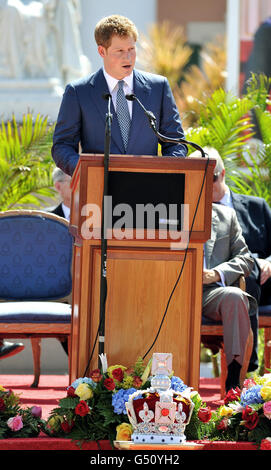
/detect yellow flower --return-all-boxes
[107,365,127,379]
[260,385,271,401]
[219,406,233,417]
[0,385,7,392]
[47,415,63,431]
[116,422,133,441]
[75,383,93,401]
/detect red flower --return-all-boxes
[75,400,90,417]
[133,376,143,388]
[61,419,74,433]
[103,378,115,391]
[217,418,229,431]
[224,387,241,405]
[260,438,271,450]
[198,406,212,423]
[242,406,259,430]
[67,386,76,397]
[0,398,6,411]
[89,369,103,383]
[112,367,124,382]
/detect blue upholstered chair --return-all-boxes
[0,210,73,387]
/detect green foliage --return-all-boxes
[0,113,56,211]
[226,74,271,205]
[186,88,255,162]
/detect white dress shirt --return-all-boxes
[62,203,70,221]
[218,185,234,208]
[103,68,134,118]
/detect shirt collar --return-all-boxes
[103,67,133,93]
[219,185,233,208]
[62,203,70,221]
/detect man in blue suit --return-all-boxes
[52,14,187,176]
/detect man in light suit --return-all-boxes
[210,148,271,307]
[203,203,258,391]
[52,14,187,176]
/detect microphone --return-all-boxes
[125,93,206,158]
[102,93,111,101]
[102,93,113,128]
[126,93,156,127]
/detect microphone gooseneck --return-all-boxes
[125,93,206,158]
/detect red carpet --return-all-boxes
[0,375,260,454]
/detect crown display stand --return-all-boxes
[69,154,215,391]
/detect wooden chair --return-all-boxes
[0,210,73,387]
[201,276,253,398]
[258,305,271,373]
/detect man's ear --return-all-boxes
[98,45,106,58]
[54,181,61,192]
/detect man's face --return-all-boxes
[98,34,136,79]
[212,169,226,202]
[55,176,72,207]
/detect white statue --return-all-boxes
[0,0,90,82]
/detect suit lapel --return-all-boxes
[126,70,152,154]
[231,191,248,213]
[89,68,124,153]
[205,207,219,268]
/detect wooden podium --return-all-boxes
[69,154,215,390]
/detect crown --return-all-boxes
[125,353,194,444]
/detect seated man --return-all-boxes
[51,167,72,221]
[195,146,260,372]
[203,203,258,392]
[209,147,271,307]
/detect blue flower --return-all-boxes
[240,385,264,406]
[170,376,188,393]
[70,377,96,390]
[112,388,137,415]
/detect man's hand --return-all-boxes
[257,258,271,285]
[203,269,221,285]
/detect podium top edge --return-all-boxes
[76,153,216,169]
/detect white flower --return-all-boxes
[99,353,108,374]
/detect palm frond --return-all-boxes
[0,113,55,211]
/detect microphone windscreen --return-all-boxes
[125,94,136,101]
[102,93,111,100]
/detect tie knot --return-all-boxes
[118,80,124,89]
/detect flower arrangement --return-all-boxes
[0,385,43,439]
[196,373,271,448]
[44,356,150,445]
[44,355,197,447]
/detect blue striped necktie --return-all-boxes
[116,80,131,150]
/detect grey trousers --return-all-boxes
[202,285,251,366]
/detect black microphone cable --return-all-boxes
[142,154,210,360]
[125,93,210,359]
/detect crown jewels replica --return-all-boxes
[125,353,194,444]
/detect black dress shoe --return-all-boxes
[0,341,25,359]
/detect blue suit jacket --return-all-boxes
[52,68,187,175]
[231,191,271,262]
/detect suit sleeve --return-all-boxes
[51,84,81,176]
[159,78,187,157]
[214,211,254,286]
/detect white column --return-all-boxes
[226,0,241,95]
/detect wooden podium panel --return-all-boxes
[69,154,215,390]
